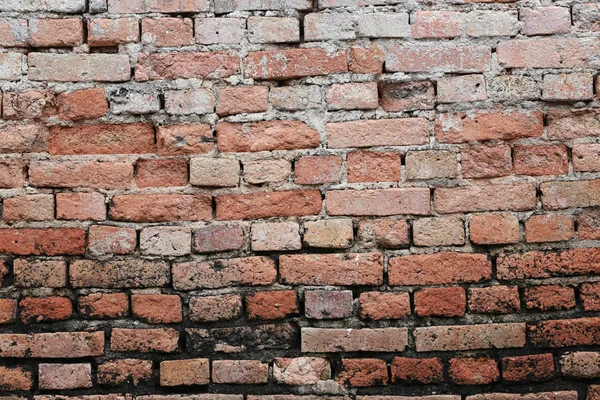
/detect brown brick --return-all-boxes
[461,144,513,178]
[110,328,179,353]
[514,145,569,176]
[449,357,499,385]
[379,81,435,111]
[70,259,169,288]
[29,159,134,190]
[38,363,91,390]
[468,286,520,314]
[0,331,104,358]
[97,359,153,386]
[524,285,576,311]
[391,357,443,384]
[581,282,600,311]
[0,365,32,390]
[579,208,600,240]
[194,224,245,253]
[189,294,242,322]
[561,352,600,378]
[79,293,129,319]
[502,354,555,382]
[529,318,600,348]
[413,216,465,247]
[0,299,16,324]
[414,287,466,317]
[415,323,526,352]
[212,360,269,384]
[337,359,388,387]
[327,82,378,111]
[19,296,72,324]
[156,124,214,155]
[301,327,408,352]
[13,259,67,288]
[160,359,209,386]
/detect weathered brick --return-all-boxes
[108,0,209,13]
[581,282,600,311]
[542,180,600,210]
[78,293,129,319]
[251,221,301,251]
[436,110,543,143]
[415,323,526,352]
[389,252,491,286]
[271,86,322,110]
[132,294,182,324]
[3,194,54,222]
[190,157,239,187]
[0,124,48,153]
[135,52,239,81]
[157,124,214,155]
[305,290,353,320]
[489,75,541,101]
[172,256,276,290]
[160,359,209,386]
[464,11,520,37]
[29,53,130,82]
[301,328,408,352]
[502,354,555,382]
[468,392,577,400]
[0,53,21,80]
[3,90,55,119]
[58,88,108,120]
[189,294,242,322]
[165,89,214,115]
[327,118,429,148]
[0,160,25,188]
[136,159,188,188]
[56,192,106,221]
[70,259,170,288]
[529,318,600,348]
[449,357,499,385]
[212,360,268,384]
[111,328,179,353]
[525,214,574,243]
[411,11,463,39]
[579,209,600,240]
[29,159,133,190]
[294,156,342,184]
[88,18,139,46]
[216,190,322,220]
[437,74,487,103]
[111,194,212,222]
[0,366,32,390]
[391,357,443,384]
[327,82,378,110]
[244,159,291,184]
[379,81,435,111]
[88,225,136,256]
[273,357,330,385]
[337,358,388,387]
[405,150,457,180]
[194,224,245,253]
[521,7,571,35]
[97,359,152,385]
[38,363,91,390]
[29,18,84,47]
[497,38,600,68]
[195,18,245,44]
[304,13,355,41]
[217,121,319,152]
[280,253,383,286]
[543,73,594,101]
[469,213,521,245]
[142,18,193,47]
[326,188,430,216]
[468,286,520,314]
[358,219,410,249]
[359,292,410,320]
[561,352,600,378]
[358,13,409,38]
[524,285,576,311]
[140,226,191,256]
[304,219,354,249]
[248,17,299,43]
[0,299,16,324]
[215,0,310,12]
[461,144,513,178]
[414,287,466,317]
[0,331,104,358]
[247,290,298,320]
[573,3,600,31]
[110,90,160,115]
[435,184,537,213]
[573,144,600,172]
[386,44,490,73]
[349,45,384,73]
[498,248,600,279]
[547,109,600,140]
[13,259,66,288]
[217,86,269,116]
[19,296,72,324]
[244,48,347,80]
[412,216,465,247]
[0,228,85,255]
[0,19,28,47]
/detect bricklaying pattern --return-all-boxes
[0,0,600,399]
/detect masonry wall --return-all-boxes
[0,0,599,399]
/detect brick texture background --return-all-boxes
[0,0,599,399]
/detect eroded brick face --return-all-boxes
[1,1,599,398]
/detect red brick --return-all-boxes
[189,294,242,322]
[469,213,521,245]
[13,259,66,288]
[156,124,214,155]
[0,299,16,324]
[0,331,104,358]
[111,194,212,222]
[49,123,154,155]
[411,11,463,38]
[0,365,32,390]
[581,282,600,311]
[132,294,182,324]
[497,248,600,279]
[70,259,169,288]
[160,358,210,386]
[78,293,129,319]
[29,159,134,190]
[337,359,388,387]
[359,291,410,320]
[0,19,28,47]
[172,256,276,290]
[579,209,600,240]
[3,194,54,222]
[88,225,136,256]
[142,18,193,47]
[379,81,435,111]
[56,192,106,221]
[436,110,543,143]
[327,82,378,110]
[136,52,239,81]
[216,190,321,220]
[38,363,91,389]
[110,328,179,353]
[136,158,188,188]
[244,48,347,80]
[414,287,466,317]
[2,90,56,119]
[524,285,576,311]
[294,156,343,184]
[502,354,555,382]
[358,219,410,249]
[386,44,490,73]
[326,188,430,216]
[305,290,353,320]
[88,18,139,46]
[525,214,574,243]
[57,88,108,120]
[194,224,245,253]
[391,357,443,384]
[246,290,298,320]
[19,296,72,324]
[0,124,48,153]
[29,53,130,82]
[468,286,520,314]
[514,145,569,176]
[217,120,319,152]
[497,38,600,68]
[0,228,85,255]
[273,357,331,385]
[280,253,383,286]
[573,144,600,172]
[529,317,600,348]
[546,109,600,140]
[349,45,384,73]
[435,184,537,213]
[97,359,152,385]
[212,360,268,384]
[301,327,408,353]
[0,160,25,188]
[389,253,491,286]
[521,7,571,35]
[449,357,499,385]
[327,118,429,148]
[217,86,269,116]
[542,180,600,210]
[347,152,401,183]
[29,18,84,47]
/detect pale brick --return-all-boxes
[358,13,410,37]
[190,157,239,187]
[304,13,355,41]
[438,75,487,103]
[521,7,571,35]
[270,86,322,110]
[304,219,354,249]
[244,159,291,184]
[542,73,594,101]
[413,216,465,247]
[405,150,457,180]
[140,226,192,256]
[302,328,408,352]
[28,53,130,82]
[195,18,245,44]
[415,323,526,352]
[251,221,301,251]
[248,17,299,43]
[164,89,214,115]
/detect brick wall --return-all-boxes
[0,0,599,399]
